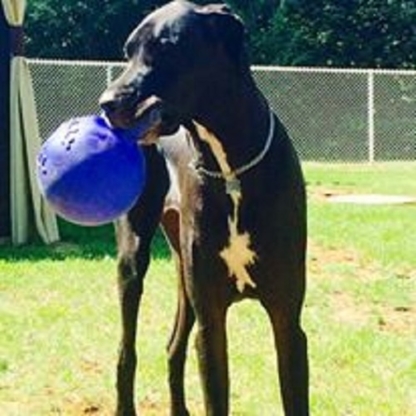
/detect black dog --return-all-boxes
[100,1,309,415]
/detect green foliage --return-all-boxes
[25,0,416,68]
[268,0,416,68]
[25,0,167,60]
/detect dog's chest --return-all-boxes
[195,123,257,293]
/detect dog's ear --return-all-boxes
[196,3,247,68]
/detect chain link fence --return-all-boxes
[29,59,416,162]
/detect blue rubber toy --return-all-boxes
[36,115,146,226]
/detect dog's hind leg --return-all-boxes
[114,147,169,416]
[162,208,195,416]
[166,277,194,416]
[261,295,309,416]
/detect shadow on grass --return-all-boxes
[0,220,171,262]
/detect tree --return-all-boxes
[25,0,284,61]
[267,0,416,69]
[25,0,167,60]
[25,0,416,69]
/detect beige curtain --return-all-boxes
[2,0,60,244]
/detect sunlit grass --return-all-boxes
[1,163,415,415]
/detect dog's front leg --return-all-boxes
[113,146,169,416]
[114,216,154,416]
[184,249,230,416]
[195,314,229,416]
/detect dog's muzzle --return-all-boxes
[100,92,165,144]
[132,96,164,144]
[100,91,182,145]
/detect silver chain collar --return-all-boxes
[194,110,275,180]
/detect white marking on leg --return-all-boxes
[194,123,257,292]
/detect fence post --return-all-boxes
[106,65,113,87]
[367,70,375,163]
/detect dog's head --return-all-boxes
[99,1,247,143]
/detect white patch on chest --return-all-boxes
[195,123,257,292]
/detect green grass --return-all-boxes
[305,162,416,272]
[1,162,415,415]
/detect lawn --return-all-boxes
[0,162,415,415]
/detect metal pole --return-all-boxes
[106,65,113,87]
[367,70,375,163]
[0,5,11,239]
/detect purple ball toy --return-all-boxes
[36,115,146,226]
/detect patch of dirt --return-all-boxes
[308,186,416,205]
[308,242,416,335]
[377,306,415,335]
[80,358,104,376]
[140,397,172,415]
[59,398,186,415]
[308,186,350,202]
[330,291,372,328]
[0,400,111,416]
[46,396,180,415]
[63,403,107,416]
[308,239,405,283]
[48,401,110,416]
[308,241,364,278]
[328,194,416,205]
